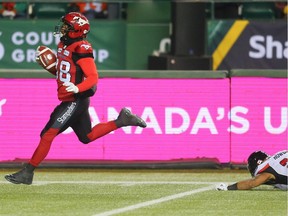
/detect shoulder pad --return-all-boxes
[75,41,93,54]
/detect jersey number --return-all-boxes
[58,60,71,82]
[279,158,288,167]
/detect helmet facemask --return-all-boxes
[54,21,73,38]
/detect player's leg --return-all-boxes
[72,109,118,143]
[4,101,77,185]
[114,107,147,128]
[4,126,61,185]
[87,107,147,142]
[73,107,147,144]
[71,109,93,144]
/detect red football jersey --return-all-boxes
[56,40,98,101]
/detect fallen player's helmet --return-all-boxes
[54,12,90,39]
[247,151,270,176]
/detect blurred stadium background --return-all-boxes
[0,0,287,215]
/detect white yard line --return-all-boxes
[92,185,214,216]
[1,180,215,215]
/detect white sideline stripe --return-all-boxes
[0,180,219,185]
[92,185,214,216]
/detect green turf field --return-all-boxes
[0,169,287,216]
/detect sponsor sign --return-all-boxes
[230,77,287,163]
[0,77,286,164]
[209,20,287,70]
[0,20,125,69]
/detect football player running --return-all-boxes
[216,150,288,190]
[5,12,147,185]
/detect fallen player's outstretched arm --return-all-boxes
[216,172,275,190]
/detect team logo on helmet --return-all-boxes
[256,159,263,165]
[73,16,89,27]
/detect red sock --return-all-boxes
[29,128,59,167]
[87,121,118,141]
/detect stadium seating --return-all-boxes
[32,3,68,19]
[241,2,276,19]
[126,1,170,23]
[15,3,28,18]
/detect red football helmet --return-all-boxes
[54,12,90,39]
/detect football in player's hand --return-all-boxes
[36,45,57,74]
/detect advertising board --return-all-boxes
[0,77,286,164]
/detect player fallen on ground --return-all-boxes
[216,150,288,191]
[4,12,147,185]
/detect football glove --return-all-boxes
[215,183,228,191]
[64,82,79,93]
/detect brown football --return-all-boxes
[36,45,57,74]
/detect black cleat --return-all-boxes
[5,168,34,185]
[115,108,147,128]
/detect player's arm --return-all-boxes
[232,172,275,190]
[216,172,275,190]
[76,57,98,92]
[64,57,98,94]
